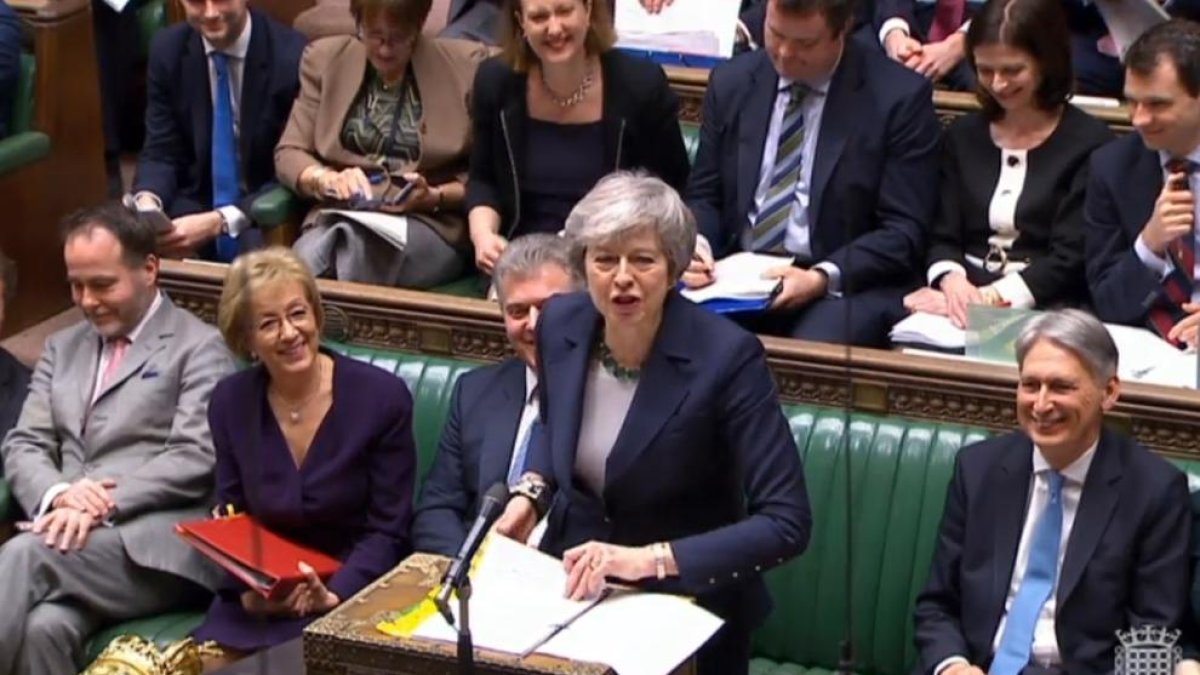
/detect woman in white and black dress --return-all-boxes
[903,0,1113,328]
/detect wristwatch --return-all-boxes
[510,474,551,518]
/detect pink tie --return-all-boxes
[928,0,966,43]
[100,337,130,389]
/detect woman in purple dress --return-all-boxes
[193,247,415,670]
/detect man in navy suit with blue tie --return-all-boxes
[412,234,580,555]
[684,0,940,347]
[914,310,1193,675]
[130,0,305,262]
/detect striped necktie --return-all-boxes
[1146,158,1198,347]
[750,83,810,254]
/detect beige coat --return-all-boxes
[275,35,489,249]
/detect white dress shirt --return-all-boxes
[508,367,540,480]
[936,442,1098,675]
[203,15,253,237]
[1134,146,1200,303]
[38,292,166,519]
[747,74,843,293]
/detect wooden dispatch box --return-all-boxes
[303,553,698,675]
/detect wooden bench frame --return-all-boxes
[159,260,1200,459]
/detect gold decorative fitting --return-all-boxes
[81,635,219,675]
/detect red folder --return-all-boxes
[176,514,341,600]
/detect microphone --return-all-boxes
[435,482,511,625]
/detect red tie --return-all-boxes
[100,337,130,390]
[928,0,966,43]
[1147,159,1197,347]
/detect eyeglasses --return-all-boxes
[255,306,315,340]
[356,27,417,49]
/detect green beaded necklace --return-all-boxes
[596,340,641,382]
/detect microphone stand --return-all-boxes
[435,574,476,675]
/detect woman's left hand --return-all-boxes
[380,173,437,214]
[562,541,654,601]
[287,562,340,617]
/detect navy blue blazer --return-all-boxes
[914,429,1192,675]
[413,358,526,557]
[0,347,30,472]
[684,38,939,293]
[527,291,811,627]
[1083,134,1173,326]
[133,8,305,222]
[0,0,21,140]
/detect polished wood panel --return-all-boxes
[158,260,1200,459]
[2,0,107,336]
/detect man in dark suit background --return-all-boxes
[684,0,940,347]
[0,250,30,460]
[0,0,21,140]
[130,0,305,262]
[914,309,1193,675]
[1084,20,1200,345]
[412,234,580,555]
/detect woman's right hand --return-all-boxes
[473,232,509,274]
[318,167,373,201]
[240,590,297,618]
[493,495,538,544]
[940,272,984,329]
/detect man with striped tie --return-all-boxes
[685,0,940,347]
[1085,20,1200,348]
[129,0,305,262]
[412,235,580,556]
[914,310,1193,675]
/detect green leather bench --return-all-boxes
[0,52,51,176]
[1,341,1190,671]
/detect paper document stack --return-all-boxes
[614,0,741,68]
[891,310,1197,389]
[680,252,791,314]
[1093,0,1168,59]
[409,534,723,675]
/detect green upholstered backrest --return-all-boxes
[12,52,34,135]
[751,409,990,675]
[137,0,166,58]
[326,342,475,484]
[681,121,700,165]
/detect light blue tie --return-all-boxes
[507,418,536,486]
[211,51,240,263]
[750,83,808,253]
[990,471,1065,675]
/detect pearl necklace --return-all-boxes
[270,359,326,424]
[541,64,594,108]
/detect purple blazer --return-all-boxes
[192,350,416,651]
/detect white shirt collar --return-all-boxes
[1156,145,1200,171]
[1032,440,1098,486]
[203,12,252,60]
[524,367,538,406]
[110,291,163,346]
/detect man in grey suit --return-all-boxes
[0,204,235,675]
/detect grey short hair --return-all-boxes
[493,233,581,306]
[563,171,696,281]
[1015,309,1119,382]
